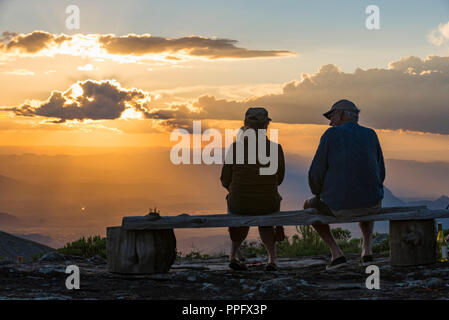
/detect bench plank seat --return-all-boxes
[121,206,449,231]
[107,206,449,273]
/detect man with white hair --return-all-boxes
[304,99,385,270]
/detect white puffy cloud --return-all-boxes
[428,21,449,46]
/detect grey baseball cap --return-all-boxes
[245,107,272,123]
[323,99,360,120]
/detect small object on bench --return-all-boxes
[145,207,162,221]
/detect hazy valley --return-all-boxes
[0,147,448,254]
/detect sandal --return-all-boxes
[229,259,248,271]
[326,256,347,271]
[265,263,278,271]
[360,255,374,266]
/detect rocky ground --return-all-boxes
[1,252,449,300]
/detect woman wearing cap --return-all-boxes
[220,107,285,271]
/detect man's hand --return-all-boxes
[303,198,313,209]
[303,197,318,213]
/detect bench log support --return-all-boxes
[107,226,177,274]
[389,219,436,266]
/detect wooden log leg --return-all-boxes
[107,226,177,274]
[389,219,436,266]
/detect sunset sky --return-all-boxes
[0,0,449,161]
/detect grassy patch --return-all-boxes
[239,226,361,258]
[177,248,227,260]
[57,236,106,259]
[372,232,390,254]
[238,226,395,258]
[32,253,45,261]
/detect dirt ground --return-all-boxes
[1,252,449,300]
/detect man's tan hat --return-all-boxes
[323,99,360,120]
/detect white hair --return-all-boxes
[342,110,359,123]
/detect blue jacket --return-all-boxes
[308,122,385,210]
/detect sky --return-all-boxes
[0,0,449,161]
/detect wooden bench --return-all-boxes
[106,206,449,274]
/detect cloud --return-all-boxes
[77,64,95,71]
[0,31,296,62]
[3,80,152,122]
[3,69,35,76]
[145,55,449,134]
[97,34,294,59]
[388,55,449,74]
[428,21,449,46]
[3,55,449,134]
[2,31,71,53]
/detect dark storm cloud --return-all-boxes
[5,80,148,122]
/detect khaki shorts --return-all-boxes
[331,201,382,219]
[304,195,382,219]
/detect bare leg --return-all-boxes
[258,226,277,264]
[359,221,374,257]
[312,224,344,260]
[229,227,249,261]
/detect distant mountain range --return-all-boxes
[0,212,22,226]
[383,187,406,206]
[368,190,449,236]
[407,195,449,210]
[0,230,54,261]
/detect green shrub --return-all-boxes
[178,248,228,260]
[372,237,390,253]
[32,253,45,261]
[183,249,210,260]
[58,235,106,258]
[238,226,361,258]
[331,227,352,241]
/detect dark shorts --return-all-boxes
[227,196,281,242]
[304,195,382,218]
[226,194,281,216]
